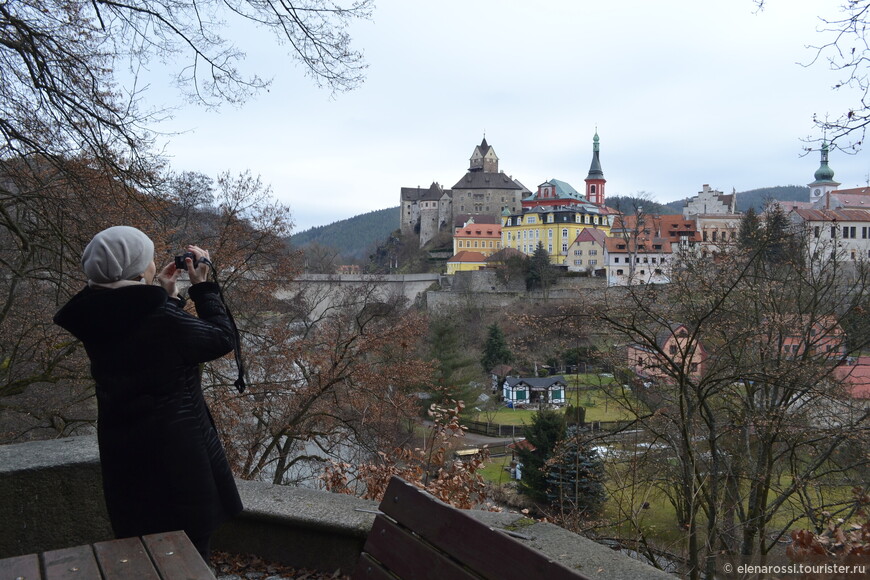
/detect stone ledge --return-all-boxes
[0,436,674,578]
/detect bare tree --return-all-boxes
[757,0,870,150]
[591,228,870,579]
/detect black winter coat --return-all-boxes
[53,282,243,542]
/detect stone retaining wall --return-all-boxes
[0,436,674,578]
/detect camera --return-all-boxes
[174,251,199,270]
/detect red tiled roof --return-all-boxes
[835,357,870,399]
[455,225,501,237]
[793,208,870,222]
[573,227,607,245]
[447,251,487,263]
[604,236,672,253]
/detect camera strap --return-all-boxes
[202,259,247,393]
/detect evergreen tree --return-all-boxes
[481,324,512,371]
[737,206,762,252]
[761,202,794,263]
[428,315,480,408]
[545,425,606,517]
[527,242,557,292]
[517,409,566,503]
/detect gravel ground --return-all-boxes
[211,551,350,580]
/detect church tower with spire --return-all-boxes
[808,140,840,204]
[585,132,606,206]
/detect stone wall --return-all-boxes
[0,436,675,579]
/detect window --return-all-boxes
[831,225,837,238]
[590,249,598,255]
[548,244,553,253]
[614,257,620,263]
[562,243,568,252]
[669,345,677,355]
[562,229,568,238]
[616,269,624,275]
[516,390,527,401]
[527,216,536,224]
[814,226,820,238]
[864,227,869,239]
[589,259,597,266]
[458,241,463,248]
[689,363,699,373]
[655,269,662,275]
[576,249,583,255]
[576,259,583,265]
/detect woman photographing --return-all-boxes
[53,225,242,560]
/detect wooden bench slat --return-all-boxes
[41,545,100,580]
[375,477,591,580]
[352,553,399,580]
[358,515,481,580]
[141,531,215,580]
[93,536,160,580]
[0,553,41,580]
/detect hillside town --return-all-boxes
[402,135,870,286]
[6,1,870,578]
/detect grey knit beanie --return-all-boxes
[82,226,155,284]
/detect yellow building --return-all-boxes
[501,207,613,265]
[453,220,502,257]
[446,251,487,275]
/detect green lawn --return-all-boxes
[478,454,513,485]
[471,387,636,426]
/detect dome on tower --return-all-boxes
[813,141,836,183]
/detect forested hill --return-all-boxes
[289,206,399,261]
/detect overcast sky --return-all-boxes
[149,0,870,233]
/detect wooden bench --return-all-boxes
[353,476,592,580]
[0,530,214,579]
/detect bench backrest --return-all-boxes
[352,476,592,580]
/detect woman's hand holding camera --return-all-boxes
[156,245,211,297]
[185,245,210,285]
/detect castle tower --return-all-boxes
[469,137,499,173]
[584,132,606,206]
[808,140,840,204]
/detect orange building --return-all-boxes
[453,221,502,258]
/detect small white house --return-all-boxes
[502,376,568,407]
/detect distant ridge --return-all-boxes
[289,206,399,261]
